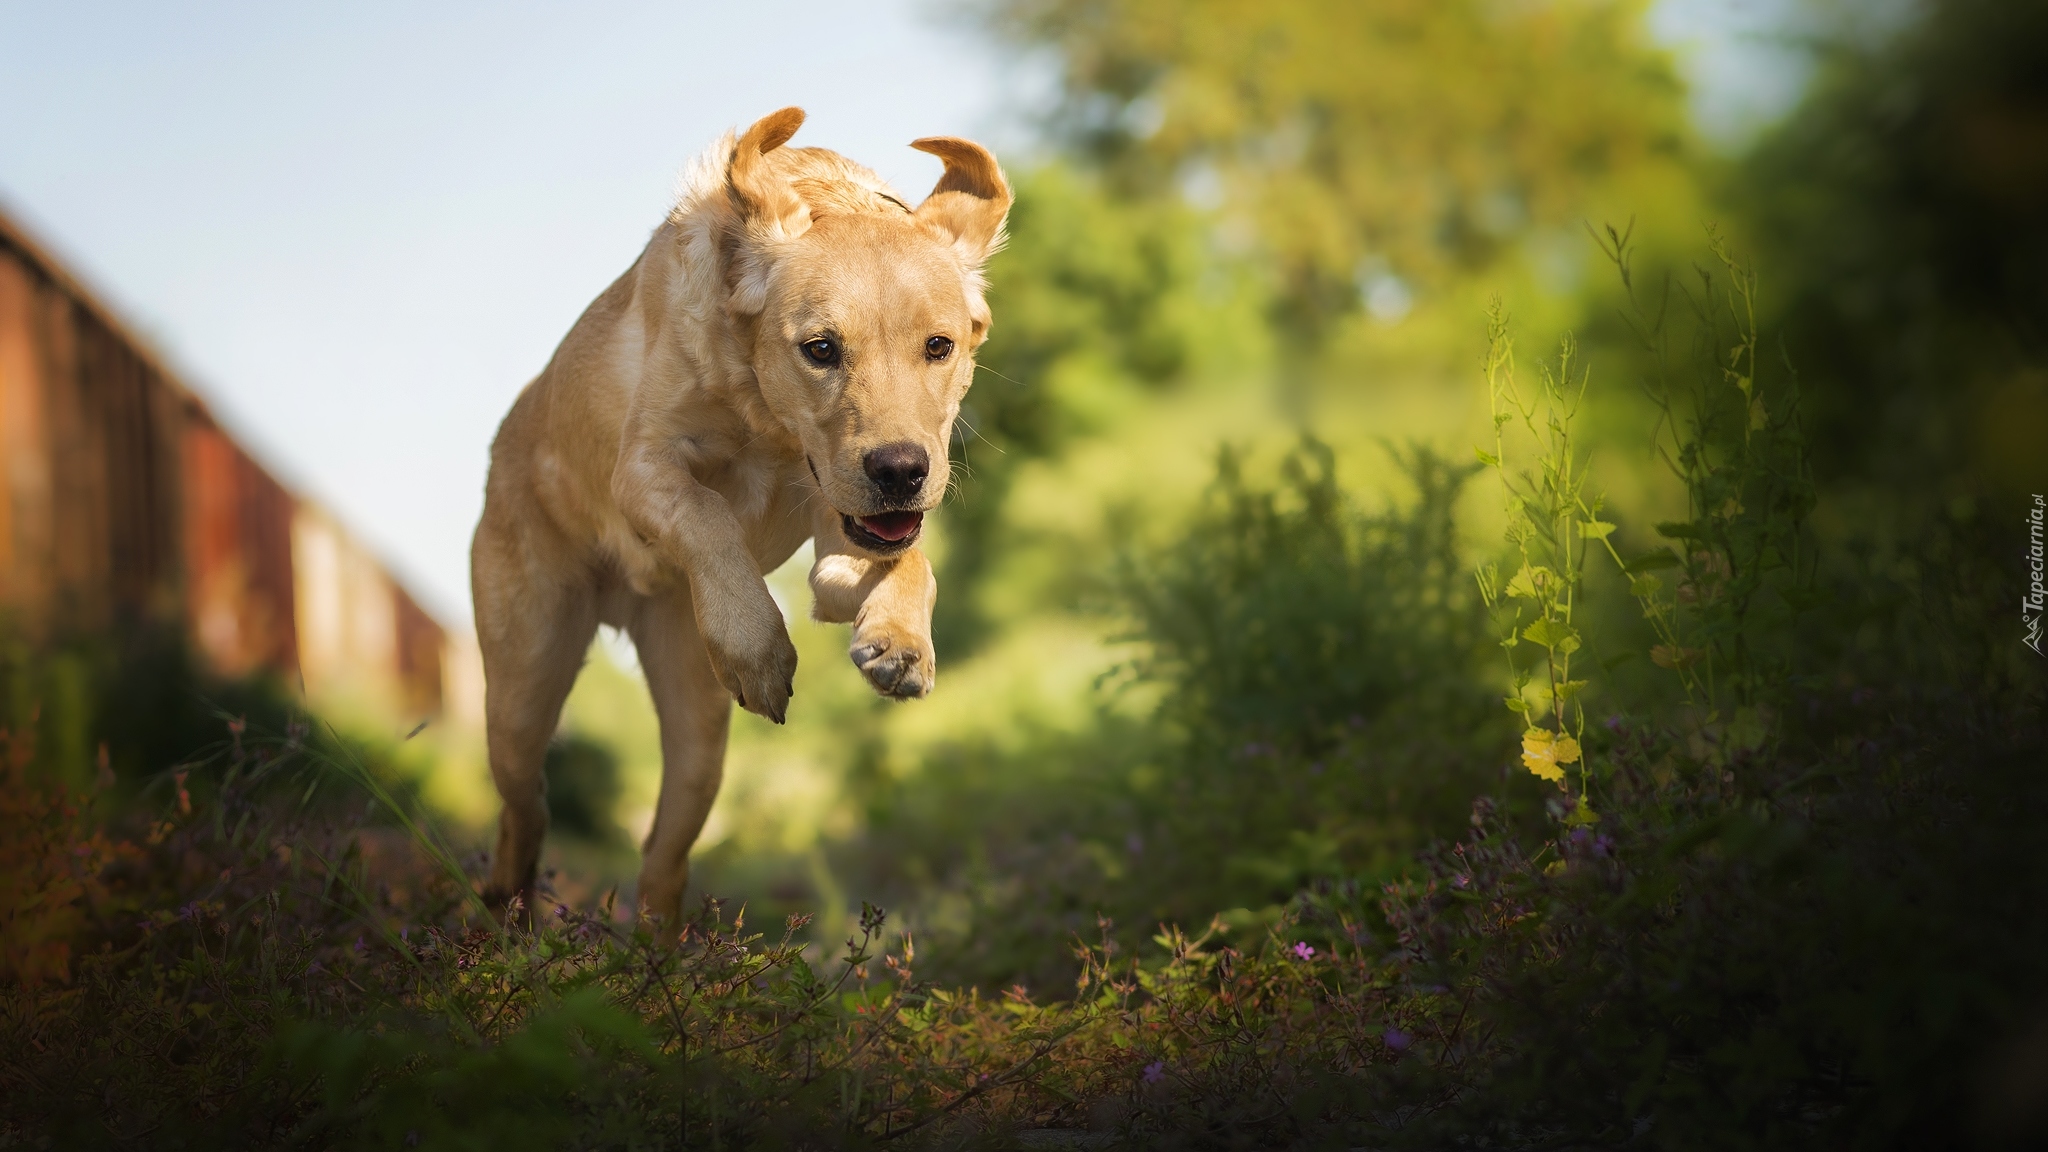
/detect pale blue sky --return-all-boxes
[0,0,1811,624]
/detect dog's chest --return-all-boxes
[699,449,814,574]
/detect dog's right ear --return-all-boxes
[910,136,1011,266]
[726,106,810,239]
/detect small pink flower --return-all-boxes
[1292,941,1316,961]
[1142,1060,1166,1084]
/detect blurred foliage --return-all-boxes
[995,0,1690,339]
[829,443,1512,991]
[10,0,2048,1146]
[1124,440,1485,753]
[936,165,1261,657]
[1739,0,2048,504]
[542,733,626,848]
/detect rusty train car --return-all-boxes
[0,203,464,729]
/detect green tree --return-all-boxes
[992,0,1691,340]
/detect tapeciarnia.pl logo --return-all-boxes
[2027,494,2045,656]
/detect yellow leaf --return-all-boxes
[1520,729,1567,783]
[1553,735,1582,765]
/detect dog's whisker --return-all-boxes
[973,362,1030,388]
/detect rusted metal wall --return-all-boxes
[0,220,183,642]
[0,205,447,722]
[182,414,298,678]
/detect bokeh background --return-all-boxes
[4,0,2042,1010]
[6,0,2048,1143]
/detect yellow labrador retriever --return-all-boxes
[471,108,1009,922]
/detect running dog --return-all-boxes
[471,108,1010,921]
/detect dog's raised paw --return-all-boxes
[850,634,933,699]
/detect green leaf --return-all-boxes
[1503,697,1530,714]
[1474,447,1501,467]
[1504,564,1550,600]
[1522,618,1582,652]
[1625,548,1682,572]
[1579,519,1617,540]
[1555,679,1590,702]
[1655,521,1704,541]
[1563,796,1602,827]
[1629,573,1663,597]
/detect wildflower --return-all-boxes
[1142,1060,1166,1084]
[555,903,571,920]
[1292,941,1316,961]
[1520,728,1581,783]
[1383,1028,1412,1052]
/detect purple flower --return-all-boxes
[1142,1060,1166,1084]
[1383,1028,1412,1052]
[555,904,571,921]
[1292,941,1316,961]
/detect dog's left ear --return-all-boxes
[910,137,1012,266]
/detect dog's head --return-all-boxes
[720,107,1010,556]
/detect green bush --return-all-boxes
[542,733,626,848]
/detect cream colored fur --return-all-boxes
[471,108,1010,922]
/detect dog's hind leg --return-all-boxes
[474,527,598,917]
[627,590,734,927]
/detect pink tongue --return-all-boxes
[859,511,922,542]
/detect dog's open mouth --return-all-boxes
[844,511,924,552]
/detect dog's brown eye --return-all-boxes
[801,338,839,367]
[925,335,954,362]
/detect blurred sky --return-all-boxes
[0,0,1809,625]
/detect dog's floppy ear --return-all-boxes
[910,137,1011,266]
[727,106,810,238]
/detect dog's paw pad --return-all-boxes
[852,638,931,699]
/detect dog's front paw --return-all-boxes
[700,597,799,723]
[850,621,934,700]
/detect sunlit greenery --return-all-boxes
[6,0,2046,1146]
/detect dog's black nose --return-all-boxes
[863,442,929,502]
